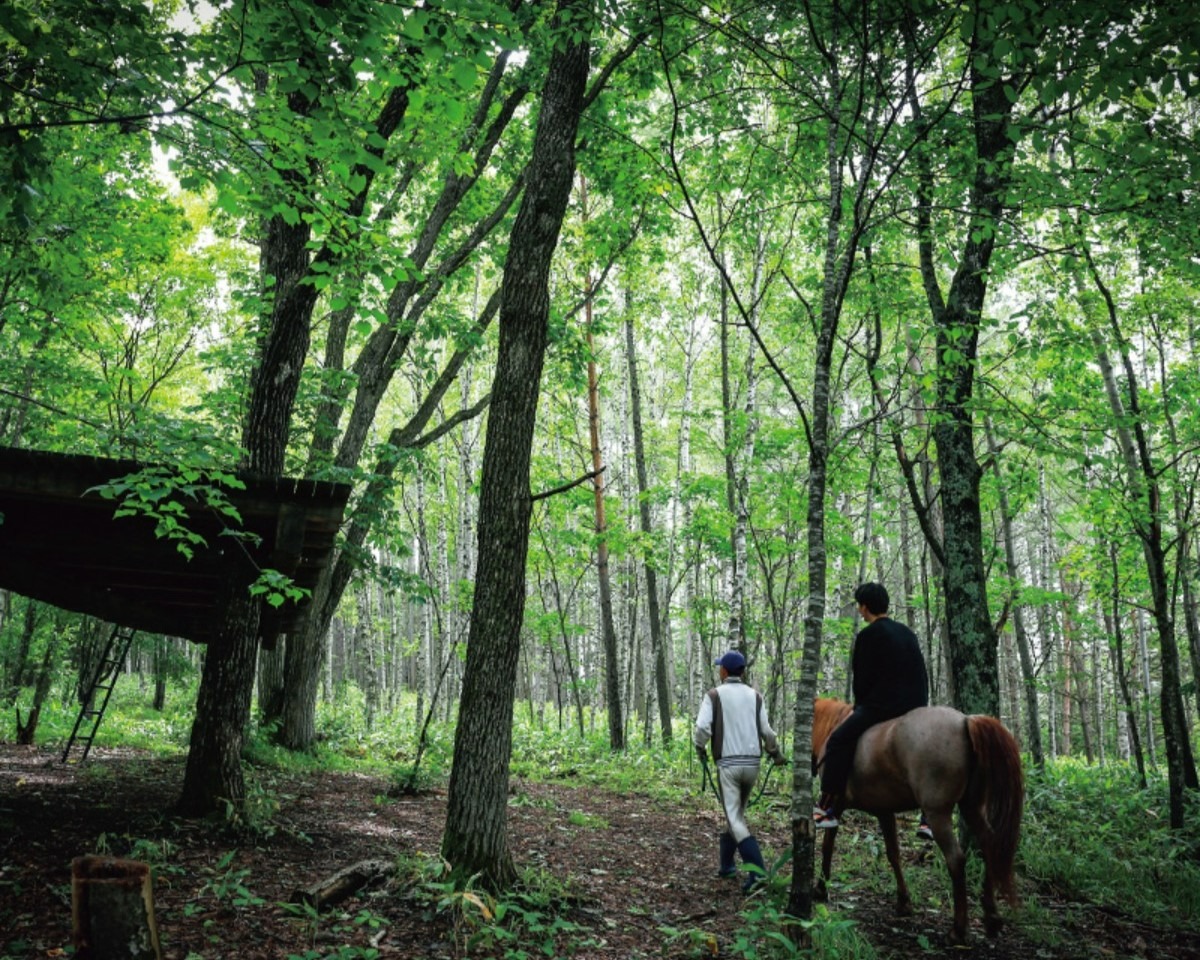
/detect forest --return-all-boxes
[1,0,1199,957]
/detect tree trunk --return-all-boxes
[256,640,285,726]
[271,284,498,748]
[178,591,261,815]
[1060,578,1093,762]
[1111,547,1147,787]
[1059,578,1074,756]
[718,228,762,655]
[151,637,168,713]
[1034,465,1059,757]
[2,597,39,708]
[16,622,61,744]
[357,586,378,730]
[1181,542,1200,726]
[784,39,879,935]
[177,71,327,811]
[266,47,519,750]
[441,4,590,885]
[624,308,672,744]
[984,420,1043,765]
[579,176,623,751]
[538,545,588,738]
[914,45,1014,718]
[666,305,701,709]
[1136,611,1156,765]
[1087,316,1198,824]
[787,129,848,944]
[1151,307,1200,739]
[275,587,326,751]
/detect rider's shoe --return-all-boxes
[812,805,840,829]
[916,817,934,842]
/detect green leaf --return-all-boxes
[452,58,476,90]
[444,98,466,125]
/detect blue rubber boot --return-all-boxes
[719,831,737,878]
[737,835,767,893]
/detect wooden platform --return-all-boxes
[0,446,351,645]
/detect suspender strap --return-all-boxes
[708,688,722,760]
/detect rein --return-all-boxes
[698,751,722,805]
[698,751,786,808]
[749,755,783,807]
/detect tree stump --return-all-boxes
[71,856,162,960]
[15,706,39,744]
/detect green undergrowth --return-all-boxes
[388,852,598,959]
[18,678,1200,956]
[1021,758,1200,932]
[12,680,196,756]
[660,861,876,960]
[815,757,1200,952]
[508,721,705,800]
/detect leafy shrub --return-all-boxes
[508,712,706,800]
[1022,758,1200,930]
[660,900,873,960]
[395,853,590,958]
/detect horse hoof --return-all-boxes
[895,901,913,918]
[812,884,828,903]
[985,917,1004,938]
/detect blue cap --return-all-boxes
[715,650,746,673]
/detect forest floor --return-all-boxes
[1,743,1198,960]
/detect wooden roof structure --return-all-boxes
[0,446,351,646]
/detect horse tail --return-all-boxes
[965,715,1024,905]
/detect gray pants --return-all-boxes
[716,762,760,842]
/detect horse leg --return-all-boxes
[814,826,837,902]
[962,806,1003,937]
[878,813,912,917]
[927,810,969,945]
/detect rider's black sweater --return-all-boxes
[851,616,929,717]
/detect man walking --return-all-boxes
[695,650,786,891]
[813,582,929,829]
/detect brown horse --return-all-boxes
[812,697,1024,944]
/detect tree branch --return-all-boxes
[531,468,604,503]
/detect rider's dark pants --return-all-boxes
[819,705,884,800]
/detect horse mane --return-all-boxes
[812,697,853,757]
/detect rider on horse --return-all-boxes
[814,582,929,830]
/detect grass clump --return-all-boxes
[1021,758,1200,931]
[394,853,594,958]
[661,898,874,959]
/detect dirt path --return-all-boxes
[1,745,1196,959]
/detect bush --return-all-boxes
[1022,758,1200,930]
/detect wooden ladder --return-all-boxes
[62,624,137,764]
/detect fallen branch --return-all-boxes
[290,859,393,912]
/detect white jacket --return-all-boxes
[694,677,779,767]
